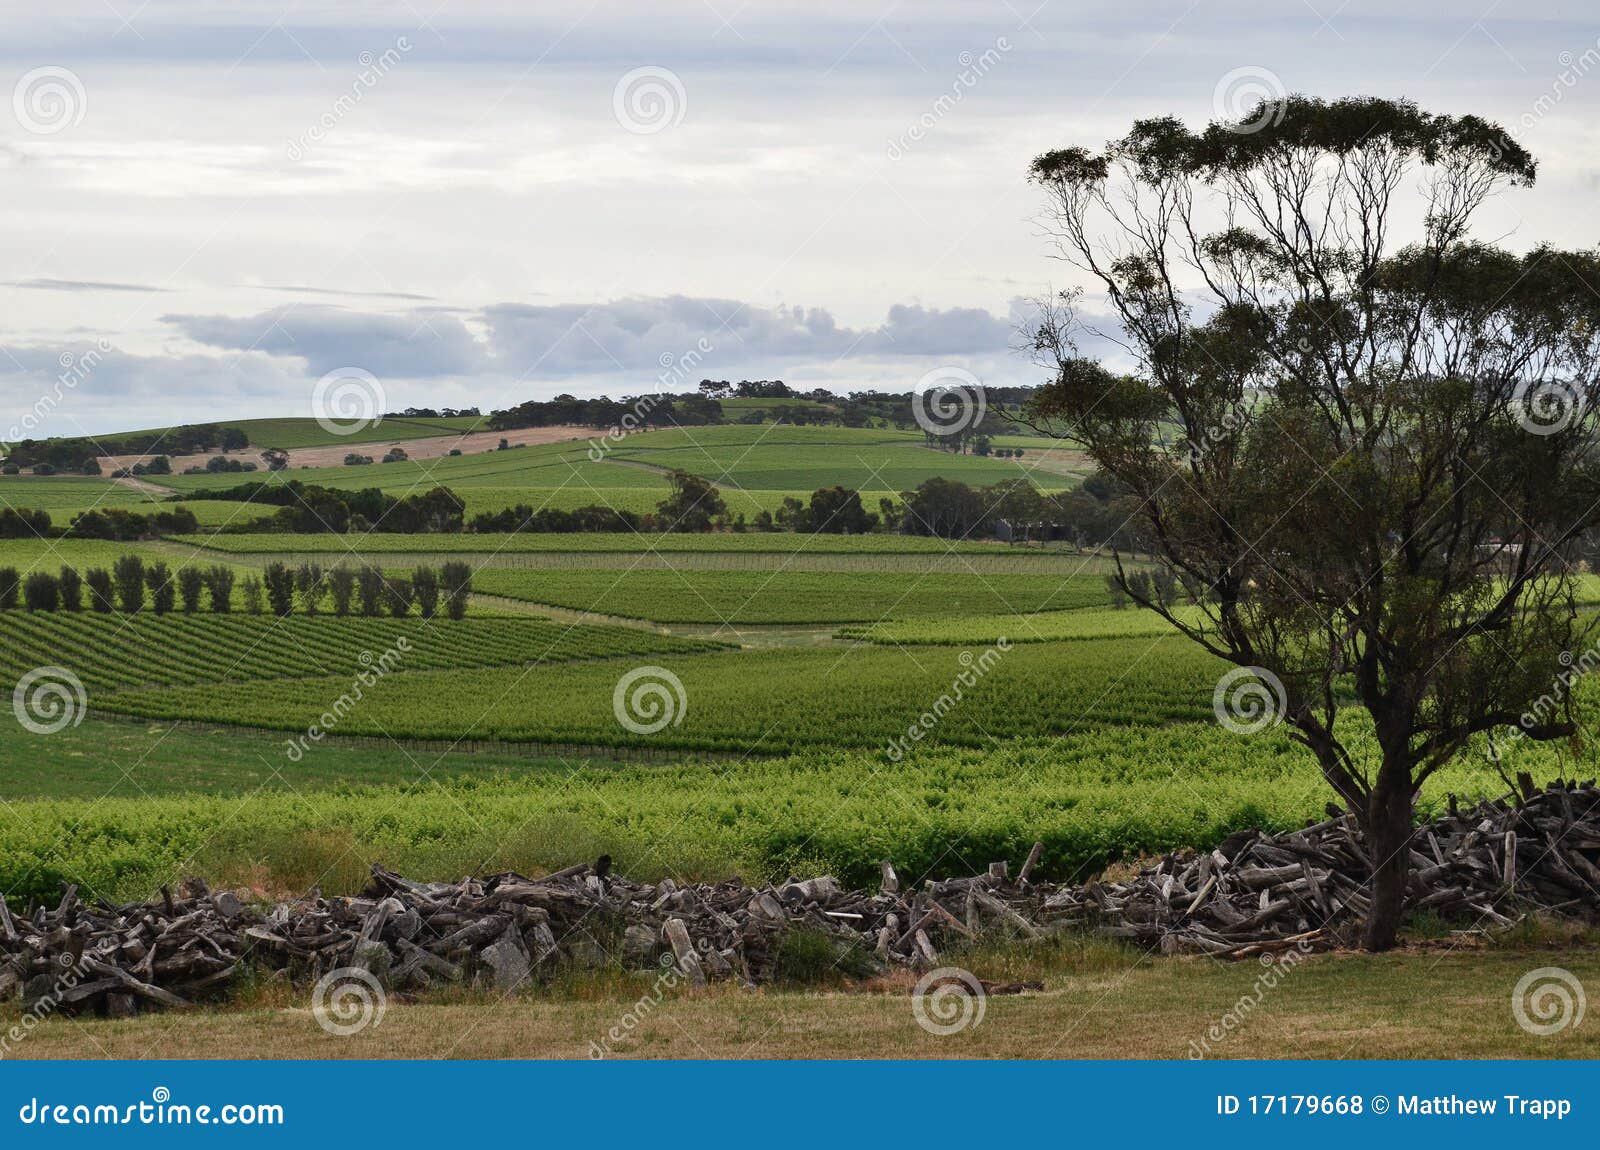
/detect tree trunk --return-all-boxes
[1362,762,1415,951]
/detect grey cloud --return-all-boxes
[159,294,1027,393]
[9,278,167,293]
[465,295,1014,376]
[255,284,436,302]
[163,305,486,379]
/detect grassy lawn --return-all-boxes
[8,943,1595,1060]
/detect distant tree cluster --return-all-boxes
[67,507,199,540]
[181,482,465,534]
[0,558,473,618]
[0,506,201,541]
[257,561,472,619]
[385,406,481,419]
[4,423,247,471]
[487,393,722,432]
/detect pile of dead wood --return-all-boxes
[3,780,1598,1017]
[1041,775,1600,955]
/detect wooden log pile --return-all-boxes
[3,781,1598,1017]
[1039,776,1600,955]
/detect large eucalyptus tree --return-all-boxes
[1025,96,1600,949]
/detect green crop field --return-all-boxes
[0,612,722,692]
[178,531,1080,556]
[0,719,1509,907]
[467,568,1111,623]
[0,477,264,525]
[93,636,1218,751]
[154,439,648,495]
[0,476,156,510]
[608,433,1075,491]
[0,537,261,584]
[839,604,1206,644]
[58,414,489,452]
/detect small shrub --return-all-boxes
[295,563,324,616]
[177,566,205,613]
[57,566,83,611]
[112,554,146,613]
[440,560,472,620]
[328,566,355,616]
[356,566,385,617]
[0,567,19,609]
[383,576,414,617]
[204,565,236,613]
[413,566,440,618]
[22,572,59,611]
[85,568,114,613]
[263,562,296,617]
[146,562,175,613]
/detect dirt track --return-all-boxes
[97,424,594,477]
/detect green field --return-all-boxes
[0,476,163,510]
[180,531,1080,556]
[150,425,1076,504]
[46,414,490,452]
[0,537,260,584]
[0,477,266,528]
[0,613,722,692]
[0,717,1504,907]
[468,568,1110,623]
[154,439,648,495]
[93,637,1219,751]
[839,604,1204,644]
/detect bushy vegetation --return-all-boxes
[0,732,1507,907]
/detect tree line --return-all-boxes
[0,559,472,618]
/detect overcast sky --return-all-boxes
[3,0,1600,437]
